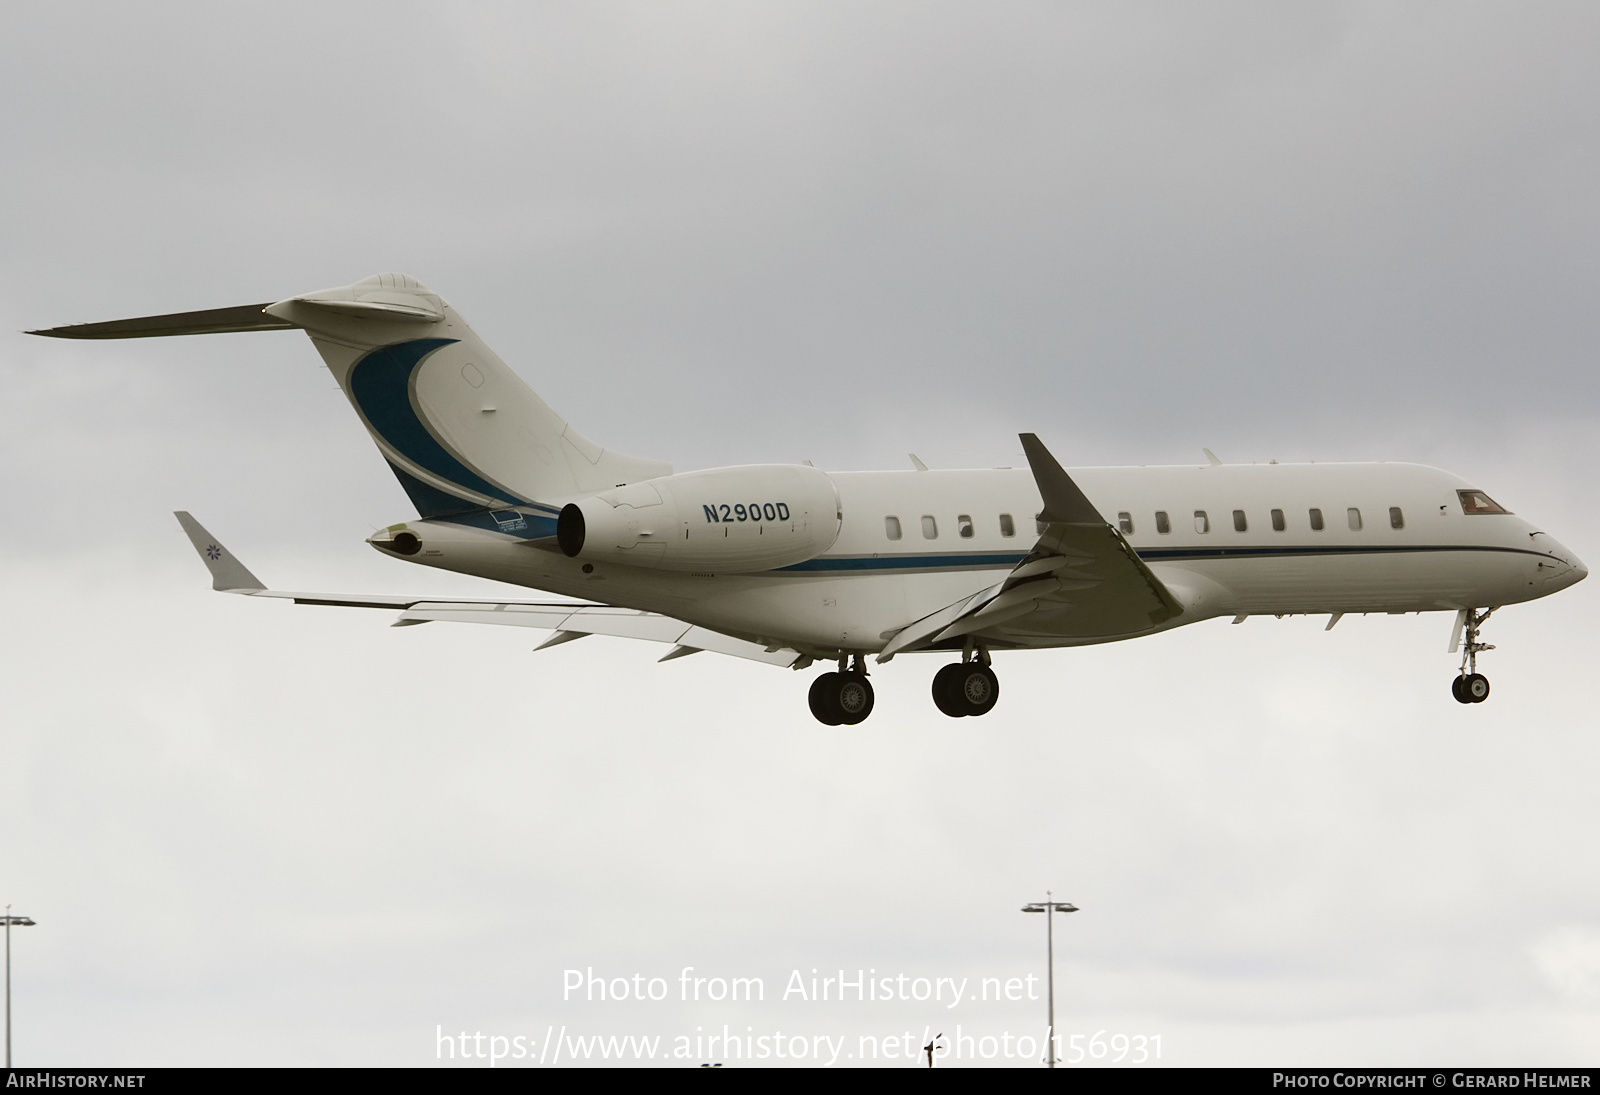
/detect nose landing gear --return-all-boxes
[808,656,875,725]
[1452,608,1495,704]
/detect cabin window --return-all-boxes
[1117,512,1134,535]
[1155,511,1171,534]
[999,514,1015,537]
[885,516,902,541]
[921,515,939,539]
[1347,507,1363,531]
[1271,508,1286,532]
[1194,510,1210,534]
[1458,490,1512,515]
[1389,507,1404,530]
[1309,508,1325,531]
[957,514,974,539]
[1232,510,1247,533]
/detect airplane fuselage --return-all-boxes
[382,460,1585,658]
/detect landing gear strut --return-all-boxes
[809,656,875,725]
[1452,608,1495,704]
[932,647,1000,718]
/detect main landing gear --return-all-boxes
[1452,608,1495,705]
[809,656,875,725]
[932,650,1000,718]
[806,650,1005,724]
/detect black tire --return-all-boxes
[835,673,875,725]
[932,664,968,717]
[1466,673,1490,703]
[808,672,843,725]
[955,663,1000,716]
[1452,675,1471,704]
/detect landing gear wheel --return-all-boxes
[1451,673,1491,704]
[932,662,1001,717]
[835,673,875,725]
[810,671,875,725]
[809,672,843,725]
[954,663,1000,716]
[932,664,968,717]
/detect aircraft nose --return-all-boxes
[1541,538,1587,588]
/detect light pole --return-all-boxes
[1021,891,1077,1068]
[4,905,37,1068]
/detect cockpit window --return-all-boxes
[1458,490,1511,515]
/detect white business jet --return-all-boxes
[30,274,1587,723]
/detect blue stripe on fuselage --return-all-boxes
[1135,544,1552,562]
[779,552,1026,572]
[779,543,1555,573]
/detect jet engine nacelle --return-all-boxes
[557,464,840,572]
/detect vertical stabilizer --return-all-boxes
[263,274,670,517]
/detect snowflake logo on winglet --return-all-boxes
[206,545,221,560]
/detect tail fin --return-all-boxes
[32,274,671,517]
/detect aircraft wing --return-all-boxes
[174,512,805,669]
[876,435,1183,660]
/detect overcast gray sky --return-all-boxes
[3,1,1598,1067]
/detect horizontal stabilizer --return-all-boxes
[28,303,294,340]
[288,297,442,323]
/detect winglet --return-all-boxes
[1018,434,1105,525]
[173,512,266,593]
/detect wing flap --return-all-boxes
[678,625,800,666]
[395,603,800,666]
